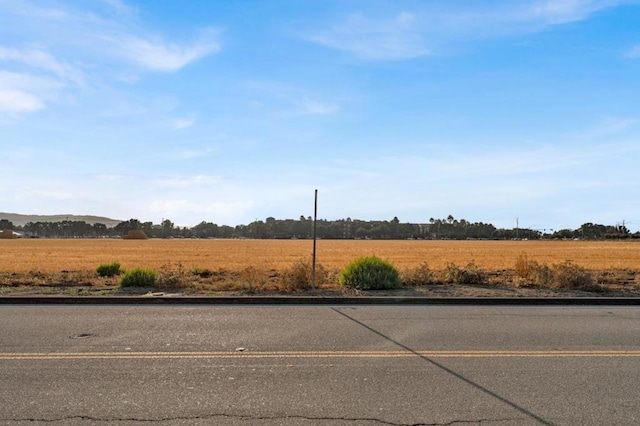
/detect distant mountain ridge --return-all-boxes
[0,212,122,227]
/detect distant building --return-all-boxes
[0,229,21,239]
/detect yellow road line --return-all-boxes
[1,350,640,360]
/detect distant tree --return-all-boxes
[192,221,220,238]
[553,229,575,239]
[161,219,174,238]
[578,223,610,239]
[0,219,14,230]
[141,222,154,237]
[114,219,142,236]
[92,223,108,237]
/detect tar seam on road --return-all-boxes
[330,307,556,426]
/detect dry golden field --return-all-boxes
[1,238,638,273]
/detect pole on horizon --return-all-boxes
[312,189,318,291]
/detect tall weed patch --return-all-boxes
[402,262,434,286]
[96,262,122,277]
[439,262,486,285]
[515,254,599,291]
[280,259,332,291]
[120,267,157,287]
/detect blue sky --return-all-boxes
[1,0,639,231]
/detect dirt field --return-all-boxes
[0,239,638,296]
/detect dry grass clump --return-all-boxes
[515,254,600,291]
[240,266,271,293]
[155,263,188,288]
[553,261,600,291]
[402,262,434,286]
[438,262,486,285]
[279,259,335,291]
[192,267,214,278]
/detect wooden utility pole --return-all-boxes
[312,189,318,291]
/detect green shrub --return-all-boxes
[439,262,486,285]
[96,262,122,277]
[339,256,402,290]
[120,267,157,287]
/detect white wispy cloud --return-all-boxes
[99,0,137,16]
[307,1,633,60]
[108,29,220,72]
[0,89,44,113]
[625,45,640,58]
[0,71,61,115]
[528,0,628,24]
[0,46,84,85]
[308,11,430,60]
[0,0,221,119]
[171,118,195,130]
[243,80,342,117]
[0,46,84,117]
[298,99,340,115]
[154,175,221,189]
[173,146,216,160]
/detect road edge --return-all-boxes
[1,296,640,305]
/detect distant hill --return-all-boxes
[0,213,123,227]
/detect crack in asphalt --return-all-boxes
[0,414,518,425]
[330,307,556,426]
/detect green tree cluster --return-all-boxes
[7,216,639,240]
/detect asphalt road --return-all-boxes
[1,305,639,425]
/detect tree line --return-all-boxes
[1,216,636,240]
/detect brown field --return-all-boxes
[1,238,638,272]
[0,239,638,295]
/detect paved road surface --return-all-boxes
[1,305,639,425]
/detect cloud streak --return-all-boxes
[306,1,633,60]
[625,45,640,58]
[0,0,221,119]
[308,11,430,60]
[529,0,628,24]
[0,71,61,115]
[0,46,84,85]
[103,29,220,72]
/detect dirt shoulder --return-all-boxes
[1,268,639,298]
